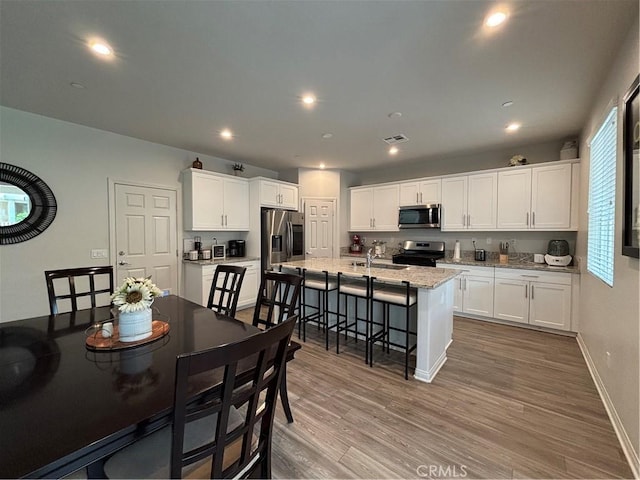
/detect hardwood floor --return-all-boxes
[235,309,633,479]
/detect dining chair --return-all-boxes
[252,270,302,423]
[44,266,114,315]
[103,316,297,479]
[206,264,246,318]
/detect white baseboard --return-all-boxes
[576,333,639,479]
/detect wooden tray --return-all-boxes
[85,320,170,351]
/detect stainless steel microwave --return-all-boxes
[398,204,441,229]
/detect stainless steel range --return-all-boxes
[392,240,446,267]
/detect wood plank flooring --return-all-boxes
[235,309,633,479]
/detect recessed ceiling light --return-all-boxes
[502,100,514,108]
[389,146,399,155]
[506,123,521,132]
[301,94,316,106]
[319,163,326,169]
[485,11,508,27]
[321,133,333,139]
[220,129,233,139]
[88,41,113,57]
[388,112,402,119]
[70,82,86,89]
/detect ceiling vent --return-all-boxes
[383,134,409,145]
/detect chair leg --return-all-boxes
[279,367,294,423]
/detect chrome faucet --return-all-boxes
[366,248,374,268]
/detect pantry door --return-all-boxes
[112,182,178,294]
[304,198,335,258]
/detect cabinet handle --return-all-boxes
[468,214,471,226]
[531,285,534,299]
[521,275,539,278]
[420,192,423,203]
[532,212,535,226]
[373,218,376,228]
[225,214,228,226]
[526,212,529,226]
[221,214,224,225]
[462,214,466,226]
[417,193,420,203]
[525,284,528,299]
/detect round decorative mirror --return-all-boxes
[0,163,57,245]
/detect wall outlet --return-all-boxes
[471,237,477,244]
[509,238,516,248]
[486,237,492,245]
[91,249,108,259]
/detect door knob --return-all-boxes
[119,251,126,256]
[118,261,130,266]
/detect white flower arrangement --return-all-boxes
[509,154,527,166]
[111,276,163,313]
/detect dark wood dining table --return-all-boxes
[0,295,266,479]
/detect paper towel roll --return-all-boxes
[453,240,461,261]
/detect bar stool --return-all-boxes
[334,272,373,363]
[297,268,338,350]
[370,279,418,380]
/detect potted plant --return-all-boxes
[232,163,245,176]
[111,276,163,342]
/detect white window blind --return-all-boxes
[587,106,617,286]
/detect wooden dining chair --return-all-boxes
[252,270,302,424]
[103,316,297,479]
[44,266,114,315]
[206,264,246,318]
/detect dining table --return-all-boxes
[0,295,271,479]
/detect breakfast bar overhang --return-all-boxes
[277,258,459,382]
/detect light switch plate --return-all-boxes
[91,249,108,259]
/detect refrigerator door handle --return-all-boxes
[286,221,292,259]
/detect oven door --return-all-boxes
[398,204,440,229]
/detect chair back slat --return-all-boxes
[170,316,297,479]
[252,271,302,330]
[44,266,114,315]
[207,265,247,318]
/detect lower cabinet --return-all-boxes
[184,260,260,311]
[440,264,495,317]
[494,269,572,331]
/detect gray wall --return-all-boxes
[0,106,277,322]
[576,17,639,463]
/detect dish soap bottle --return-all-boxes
[453,240,461,262]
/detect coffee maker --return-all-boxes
[228,239,246,257]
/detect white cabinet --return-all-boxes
[441,173,497,231]
[399,179,441,206]
[438,264,494,317]
[183,169,249,231]
[254,178,299,210]
[497,163,574,230]
[184,260,260,310]
[494,269,572,331]
[349,184,399,231]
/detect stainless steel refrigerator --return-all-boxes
[261,208,305,277]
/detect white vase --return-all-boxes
[118,308,153,342]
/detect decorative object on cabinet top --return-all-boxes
[192,157,202,169]
[509,154,528,166]
[232,163,245,176]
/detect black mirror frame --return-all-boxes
[0,163,57,245]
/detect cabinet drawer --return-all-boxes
[437,263,494,278]
[493,268,571,285]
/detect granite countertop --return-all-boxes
[436,257,580,274]
[183,256,260,266]
[278,258,459,289]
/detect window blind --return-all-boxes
[587,106,617,286]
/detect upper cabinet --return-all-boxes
[350,184,399,231]
[183,169,250,231]
[399,179,441,206]
[253,178,299,210]
[497,163,576,230]
[441,172,497,231]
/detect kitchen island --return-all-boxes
[277,258,459,382]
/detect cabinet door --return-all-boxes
[191,174,224,230]
[372,184,399,231]
[441,176,467,230]
[399,182,420,206]
[493,278,529,324]
[419,179,442,205]
[260,180,281,207]
[452,276,463,312]
[223,178,250,230]
[350,188,374,231]
[531,164,572,229]
[279,183,299,210]
[467,172,497,230]
[497,169,532,230]
[463,275,494,316]
[529,282,571,330]
[237,262,259,309]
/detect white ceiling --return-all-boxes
[1,0,636,173]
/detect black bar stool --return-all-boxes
[334,272,373,363]
[370,279,418,379]
[297,268,337,350]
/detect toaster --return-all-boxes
[212,244,226,259]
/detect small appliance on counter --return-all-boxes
[372,240,386,256]
[473,240,486,261]
[228,240,245,257]
[349,234,363,253]
[212,244,226,259]
[545,239,572,267]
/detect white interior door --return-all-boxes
[114,183,178,295]
[305,199,334,258]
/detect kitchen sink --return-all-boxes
[352,262,409,270]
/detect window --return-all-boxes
[587,106,617,286]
